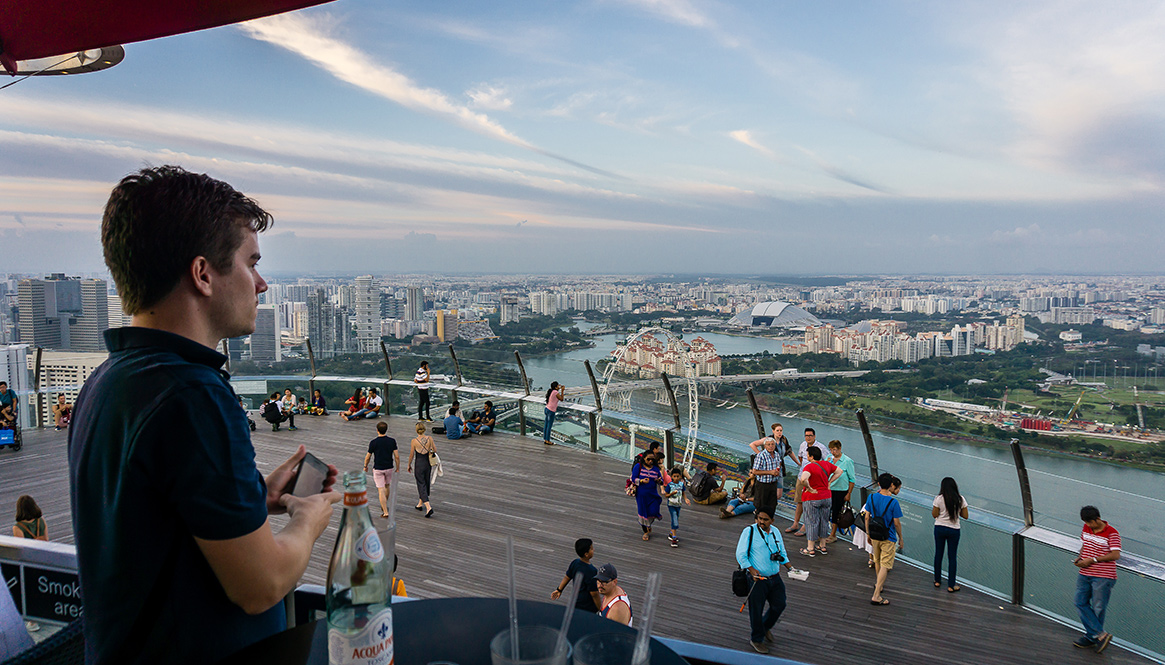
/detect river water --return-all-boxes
[516,323,1165,560]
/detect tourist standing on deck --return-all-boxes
[551,538,602,613]
[1073,506,1121,653]
[826,440,857,544]
[595,564,632,625]
[543,381,565,446]
[786,428,828,536]
[749,436,783,518]
[68,166,341,664]
[795,447,841,557]
[865,473,904,606]
[663,466,691,547]
[415,361,432,421]
[407,421,437,517]
[735,509,794,654]
[12,496,47,541]
[932,477,969,592]
[749,423,793,500]
[363,421,399,519]
[631,453,664,541]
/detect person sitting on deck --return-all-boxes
[443,406,471,439]
[311,389,328,416]
[466,403,494,434]
[343,388,382,421]
[688,462,728,505]
[478,401,497,433]
[262,392,297,431]
[0,382,15,429]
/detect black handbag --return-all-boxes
[837,502,856,530]
[731,526,755,597]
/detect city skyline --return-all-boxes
[2,1,1164,273]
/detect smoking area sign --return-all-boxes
[1,562,82,624]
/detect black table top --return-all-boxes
[219,597,686,665]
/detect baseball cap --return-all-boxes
[595,563,618,582]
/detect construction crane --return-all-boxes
[1064,389,1086,423]
[1134,387,1146,430]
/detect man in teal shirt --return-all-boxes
[735,510,794,654]
[827,439,857,543]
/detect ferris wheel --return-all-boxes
[599,327,700,472]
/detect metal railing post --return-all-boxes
[855,409,879,482]
[514,351,530,437]
[1010,439,1035,528]
[1012,532,1025,606]
[33,347,43,429]
[448,344,462,403]
[378,341,392,417]
[1009,439,1033,606]
[745,387,766,439]
[584,360,603,454]
[306,338,317,406]
[659,374,681,468]
[588,411,598,453]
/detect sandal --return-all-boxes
[642,533,650,541]
[948,585,961,593]
[867,559,874,568]
[380,513,389,518]
[784,525,801,534]
[870,598,890,606]
[799,548,815,557]
[934,582,941,588]
[818,547,829,555]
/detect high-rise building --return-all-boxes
[380,293,405,320]
[353,275,379,354]
[252,305,281,362]
[17,276,82,349]
[406,287,424,321]
[31,351,107,425]
[73,279,109,352]
[1151,308,1165,326]
[0,344,32,428]
[500,296,520,325]
[435,309,459,342]
[307,288,336,358]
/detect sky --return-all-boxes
[1,0,1164,276]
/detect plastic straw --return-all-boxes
[507,535,520,661]
[552,572,582,659]
[632,573,661,665]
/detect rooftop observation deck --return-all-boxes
[0,415,1152,665]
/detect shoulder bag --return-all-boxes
[731,526,755,597]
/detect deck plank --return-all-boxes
[0,417,1151,665]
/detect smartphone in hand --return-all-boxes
[288,452,329,497]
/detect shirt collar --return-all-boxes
[104,327,228,372]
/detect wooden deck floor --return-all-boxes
[1,416,1151,665]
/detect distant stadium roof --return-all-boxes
[729,301,822,328]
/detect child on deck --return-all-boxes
[663,467,691,548]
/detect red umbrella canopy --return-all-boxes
[0,0,337,73]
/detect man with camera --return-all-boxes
[735,509,794,654]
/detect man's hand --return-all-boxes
[279,491,341,539]
[1074,557,1093,568]
[266,445,340,515]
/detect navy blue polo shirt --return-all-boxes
[68,328,282,665]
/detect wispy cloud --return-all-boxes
[467,84,513,111]
[728,130,775,157]
[794,146,890,195]
[620,0,711,28]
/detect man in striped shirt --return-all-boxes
[1073,505,1121,653]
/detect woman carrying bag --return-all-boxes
[408,421,437,518]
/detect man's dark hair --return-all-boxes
[706,461,719,472]
[806,446,823,460]
[805,427,815,435]
[271,392,280,399]
[377,421,388,434]
[369,388,378,395]
[891,476,902,488]
[877,473,894,489]
[102,165,272,314]
[755,508,773,519]
[574,538,593,558]
[484,401,492,408]
[1080,505,1101,522]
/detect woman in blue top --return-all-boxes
[632,454,664,541]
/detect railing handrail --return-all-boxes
[1019,525,1165,580]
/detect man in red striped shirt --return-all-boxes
[1072,505,1121,653]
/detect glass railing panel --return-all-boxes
[1023,537,1165,661]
